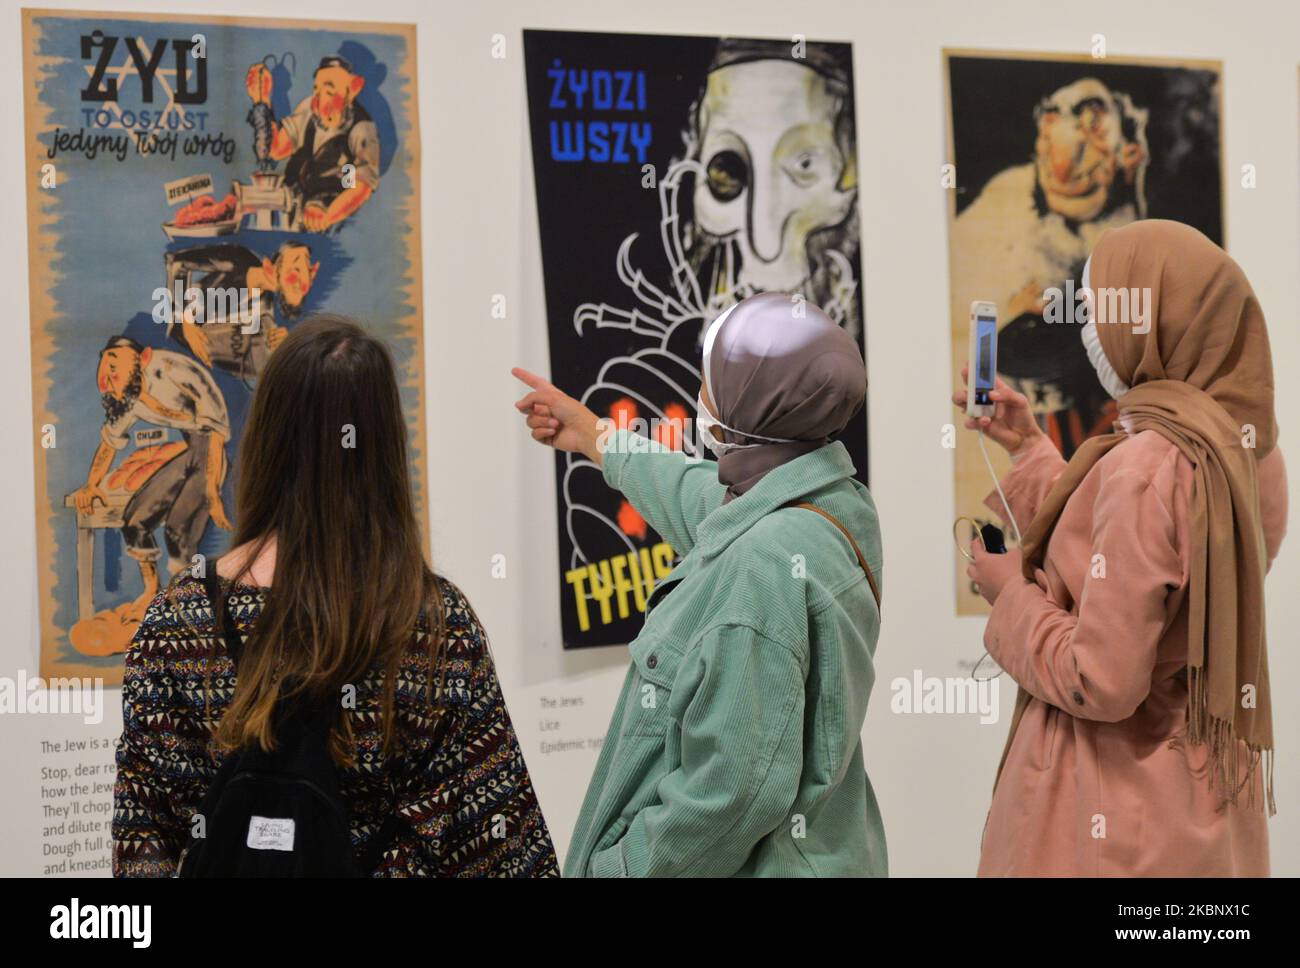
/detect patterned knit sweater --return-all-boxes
[112,573,559,877]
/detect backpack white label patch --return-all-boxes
[247,816,296,851]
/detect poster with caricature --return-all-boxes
[22,9,426,682]
[523,29,867,649]
[943,49,1223,619]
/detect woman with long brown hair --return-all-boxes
[112,315,557,877]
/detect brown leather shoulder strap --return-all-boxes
[782,501,881,607]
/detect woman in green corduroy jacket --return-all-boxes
[513,292,886,877]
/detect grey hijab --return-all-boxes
[702,291,866,502]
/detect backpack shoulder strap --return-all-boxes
[202,565,243,667]
[782,501,881,607]
[199,563,409,875]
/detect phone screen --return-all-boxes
[974,314,997,405]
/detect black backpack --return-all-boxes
[175,571,404,877]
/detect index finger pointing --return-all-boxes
[511,367,552,392]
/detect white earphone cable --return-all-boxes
[978,428,1021,545]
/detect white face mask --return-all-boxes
[1080,255,1131,400]
[696,392,797,458]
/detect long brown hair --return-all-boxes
[212,314,441,764]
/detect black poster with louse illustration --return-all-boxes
[523,28,867,649]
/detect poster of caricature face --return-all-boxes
[944,50,1223,621]
[523,29,866,649]
[22,10,426,682]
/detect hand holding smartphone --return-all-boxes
[951,303,1043,459]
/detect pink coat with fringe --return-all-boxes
[978,432,1288,876]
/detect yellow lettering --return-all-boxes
[610,555,635,619]
[568,543,682,631]
[565,566,591,631]
[651,542,675,579]
[587,560,615,626]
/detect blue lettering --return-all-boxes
[567,69,589,110]
[549,119,584,161]
[547,59,566,109]
[615,71,635,110]
[629,122,652,164]
[587,121,609,162]
[592,70,613,110]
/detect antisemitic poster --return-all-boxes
[23,9,426,682]
[524,29,866,649]
[943,49,1223,618]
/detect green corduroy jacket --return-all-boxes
[563,429,887,877]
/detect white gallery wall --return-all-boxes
[1,0,1297,875]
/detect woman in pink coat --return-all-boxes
[958,220,1287,876]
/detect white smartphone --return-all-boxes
[966,300,998,419]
